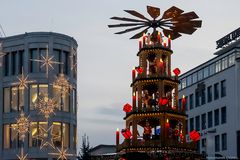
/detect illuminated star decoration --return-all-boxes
[12,68,35,89]
[49,141,74,160]
[53,73,72,96]
[30,46,62,78]
[38,124,56,149]
[16,147,28,160]
[34,95,58,119]
[13,111,31,140]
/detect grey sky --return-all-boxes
[0,0,240,148]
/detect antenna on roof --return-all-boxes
[0,24,6,37]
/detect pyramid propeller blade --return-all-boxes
[115,25,146,34]
[162,6,184,19]
[130,27,150,39]
[108,23,146,28]
[110,17,146,23]
[147,6,160,19]
[172,25,197,34]
[124,10,150,21]
[189,20,202,28]
[163,29,182,40]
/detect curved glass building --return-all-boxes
[0,32,78,160]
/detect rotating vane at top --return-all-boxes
[108,6,202,40]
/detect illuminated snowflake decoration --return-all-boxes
[13,111,31,140]
[49,141,74,160]
[38,124,56,149]
[53,73,72,96]
[34,95,58,119]
[30,46,62,78]
[12,68,35,89]
[16,147,28,160]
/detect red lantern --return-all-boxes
[121,128,132,139]
[190,130,200,142]
[136,67,143,74]
[158,97,168,106]
[123,103,132,113]
[173,68,181,76]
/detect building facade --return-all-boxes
[178,35,240,159]
[0,32,78,160]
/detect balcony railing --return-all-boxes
[117,139,196,152]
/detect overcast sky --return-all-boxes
[1,0,240,149]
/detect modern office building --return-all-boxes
[178,29,240,159]
[0,32,78,160]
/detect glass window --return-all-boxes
[209,63,215,76]
[222,133,227,150]
[63,123,70,148]
[53,122,62,147]
[10,124,19,148]
[181,78,186,89]
[53,49,61,74]
[73,125,77,149]
[221,57,228,70]
[30,84,38,110]
[195,91,200,107]
[39,122,48,148]
[221,107,226,124]
[63,91,70,112]
[214,83,219,100]
[190,118,194,131]
[215,60,221,73]
[202,138,206,148]
[11,51,17,75]
[189,94,194,110]
[11,87,18,112]
[29,122,39,147]
[221,80,226,97]
[195,116,200,131]
[4,87,10,113]
[18,50,24,74]
[3,124,10,149]
[215,135,220,152]
[198,70,203,81]
[228,53,235,66]
[178,83,181,90]
[53,86,61,110]
[187,75,192,86]
[30,49,38,73]
[192,72,197,84]
[201,113,206,130]
[73,89,77,114]
[4,53,10,76]
[214,109,219,126]
[208,111,213,128]
[19,88,24,111]
[207,86,212,102]
[201,88,206,105]
[63,51,69,75]
[39,48,47,73]
[185,96,188,111]
[39,84,48,97]
[203,67,209,78]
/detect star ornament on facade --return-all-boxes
[12,68,36,89]
[13,111,31,140]
[16,147,28,160]
[35,95,58,119]
[38,125,56,149]
[49,141,74,160]
[53,73,73,96]
[0,43,6,58]
[30,46,62,78]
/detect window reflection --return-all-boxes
[29,84,48,110]
[52,122,62,147]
